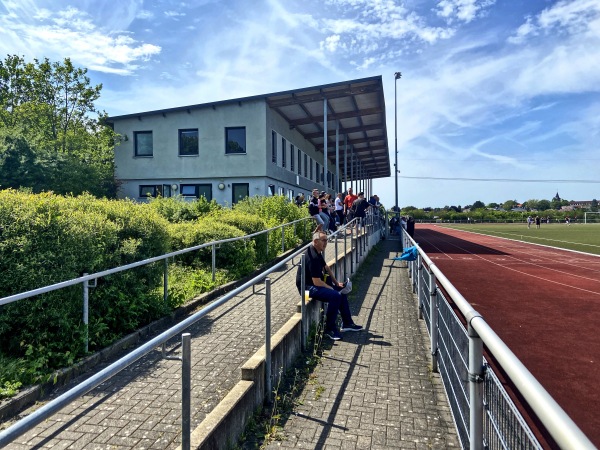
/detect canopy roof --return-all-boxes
[265,75,390,180]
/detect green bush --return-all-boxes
[168,218,256,278]
[165,264,230,309]
[147,195,222,222]
[210,209,270,264]
[0,190,171,383]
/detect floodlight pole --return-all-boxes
[394,71,402,211]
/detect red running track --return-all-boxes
[414,225,600,448]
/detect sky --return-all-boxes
[1,0,599,209]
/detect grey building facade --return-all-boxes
[108,76,390,205]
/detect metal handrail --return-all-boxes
[402,231,595,449]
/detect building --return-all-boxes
[107,76,390,205]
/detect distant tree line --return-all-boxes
[0,55,118,197]
[399,196,598,222]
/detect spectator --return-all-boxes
[343,188,358,224]
[406,216,415,238]
[294,193,305,207]
[309,189,325,230]
[296,230,363,340]
[334,193,344,226]
[351,192,370,230]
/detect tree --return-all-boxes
[503,200,517,210]
[537,199,551,211]
[0,55,116,197]
[471,200,485,209]
[591,199,598,212]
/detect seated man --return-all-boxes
[296,230,363,340]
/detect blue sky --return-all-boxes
[1,0,599,208]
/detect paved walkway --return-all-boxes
[266,236,459,449]
[1,235,458,449]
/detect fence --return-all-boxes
[0,212,383,448]
[401,229,595,450]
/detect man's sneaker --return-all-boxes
[341,323,363,332]
[325,329,342,340]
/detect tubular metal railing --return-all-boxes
[400,228,595,450]
[0,212,384,448]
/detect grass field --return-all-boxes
[438,222,600,255]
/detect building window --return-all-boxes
[278,186,285,196]
[316,162,320,183]
[304,153,308,178]
[134,131,153,157]
[271,131,277,164]
[225,127,246,154]
[290,144,294,172]
[139,185,161,197]
[281,138,286,168]
[180,184,212,200]
[309,158,313,180]
[179,129,199,156]
[297,149,302,175]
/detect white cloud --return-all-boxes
[435,0,496,24]
[136,9,153,20]
[164,10,185,18]
[0,3,161,75]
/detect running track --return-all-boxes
[414,224,600,447]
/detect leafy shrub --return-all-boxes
[147,195,222,222]
[168,218,256,278]
[0,190,171,384]
[165,264,230,309]
[210,209,269,264]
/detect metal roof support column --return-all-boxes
[344,134,348,192]
[335,120,339,193]
[323,98,328,190]
[350,147,354,192]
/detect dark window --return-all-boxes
[271,131,277,163]
[134,131,153,157]
[297,148,301,175]
[139,185,162,198]
[304,153,308,178]
[179,129,199,156]
[309,158,313,180]
[316,162,320,182]
[180,184,212,200]
[225,127,246,154]
[290,144,294,172]
[281,138,286,168]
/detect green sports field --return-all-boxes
[438,222,600,255]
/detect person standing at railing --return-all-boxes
[334,192,344,226]
[351,192,370,230]
[343,188,358,225]
[309,189,325,231]
[296,231,363,340]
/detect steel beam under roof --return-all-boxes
[265,76,390,180]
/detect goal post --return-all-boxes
[584,212,600,224]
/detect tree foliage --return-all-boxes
[0,55,116,197]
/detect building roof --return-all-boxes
[107,76,391,180]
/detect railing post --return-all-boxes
[82,274,89,353]
[429,269,438,372]
[181,332,191,450]
[343,228,348,280]
[468,321,484,450]
[281,225,285,253]
[334,235,339,280]
[265,278,272,404]
[163,258,168,304]
[211,244,216,282]
[300,255,307,351]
